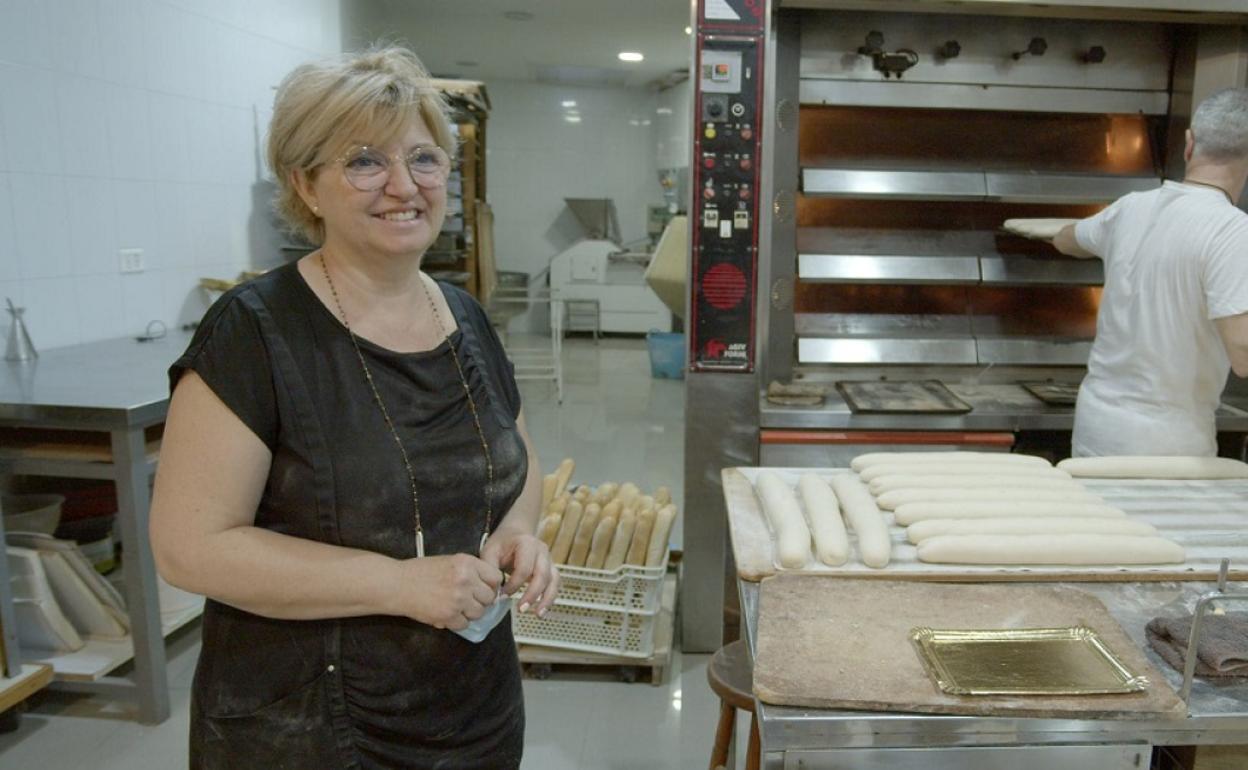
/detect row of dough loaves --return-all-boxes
[753,471,891,569]
[535,458,676,569]
[853,451,1185,566]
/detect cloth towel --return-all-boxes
[1146,612,1248,677]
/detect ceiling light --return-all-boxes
[618,52,644,63]
[504,11,534,21]
[564,115,582,123]
[562,100,577,108]
[656,107,673,115]
[685,26,692,35]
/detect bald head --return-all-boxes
[1190,88,1248,163]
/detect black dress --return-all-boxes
[170,262,527,769]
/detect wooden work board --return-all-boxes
[724,467,1248,583]
[753,575,1185,718]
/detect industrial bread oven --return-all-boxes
[682,0,1248,651]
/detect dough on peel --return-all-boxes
[858,463,1069,483]
[755,472,812,569]
[797,474,849,566]
[851,451,1051,473]
[876,487,1102,511]
[1057,455,1248,479]
[905,517,1158,544]
[917,534,1185,565]
[868,474,1084,496]
[827,474,891,568]
[893,501,1126,526]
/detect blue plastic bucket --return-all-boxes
[646,331,685,379]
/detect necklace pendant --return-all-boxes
[416,529,426,559]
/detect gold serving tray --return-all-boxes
[911,626,1149,696]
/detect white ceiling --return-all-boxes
[367,0,694,87]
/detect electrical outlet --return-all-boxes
[119,248,145,274]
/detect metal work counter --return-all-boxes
[740,579,1248,769]
[761,383,1248,433]
[0,331,193,723]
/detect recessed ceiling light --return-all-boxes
[455,60,479,67]
[618,52,644,63]
[685,26,692,35]
[504,11,534,21]
[561,100,577,108]
[565,115,582,123]
[656,107,673,115]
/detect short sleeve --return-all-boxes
[1204,216,1248,320]
[1074,197,1124,260]
[168,288,278,449]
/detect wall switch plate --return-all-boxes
[119,248,145,273]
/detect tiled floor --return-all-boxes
[0,336,748,769]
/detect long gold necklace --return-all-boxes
[319,252,495,558]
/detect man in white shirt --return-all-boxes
[1053,87,1248,457]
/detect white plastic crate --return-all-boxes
[511,555,669,657]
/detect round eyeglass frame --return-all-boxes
[332,145,451,191]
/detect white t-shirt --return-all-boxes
[1072,181,1248,457]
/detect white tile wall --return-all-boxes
[486,80,667,282]
[0,0,342,349]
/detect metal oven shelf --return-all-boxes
[803,167,1160,204]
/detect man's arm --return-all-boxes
[1215,313,1248,377]
[1053,224,1097,259]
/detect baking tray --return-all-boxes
[911,626,1148,696]
[836,380,973,414]
[1020,380,1080,406]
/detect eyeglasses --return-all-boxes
[333,145,451,191]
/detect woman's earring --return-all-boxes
[312,204,319,215]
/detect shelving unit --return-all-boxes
[429,79,493,302]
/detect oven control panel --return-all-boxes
[691,0,763,371]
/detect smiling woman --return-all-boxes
[148,45,558,770]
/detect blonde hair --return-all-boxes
[267,45,456,244]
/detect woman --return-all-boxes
[149,46,558,769]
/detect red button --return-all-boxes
[741,126,753,141]
[739,187,751,199]
[739,157,752,171]
[704,156,716,169]
[703,187,716,200]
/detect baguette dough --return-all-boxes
[906,517,1158,544]
[858,463,1069,483]
[917,534,1185,565]
[868,474,1084,496]
[893,500,1127,526]
[755,471,813,569]
[851,451,1051,473]
[1057,455,1248,479]
[826,474,891,568]
[1002,217,1078,241]
[797,474,850,566]
[877,487,1102,511]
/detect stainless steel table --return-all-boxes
[739,579,1248,769]
[0,331,193,723]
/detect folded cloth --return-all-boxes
[1146,612,1248,677]
[1002,218,1079,241]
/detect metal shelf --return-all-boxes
[802,167,1159,204]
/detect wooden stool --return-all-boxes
[706,639,760,770]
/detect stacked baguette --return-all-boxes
[752,471,891,569]
[535,458,677,569]
[850,452,1184,566]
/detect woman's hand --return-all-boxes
[391,554,503,630]
[481,531,559,617]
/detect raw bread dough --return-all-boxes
[876,487,1102,511]
[1002,217,1078,241]
[868,474,1085,496]
[1057,455,1248,479]
[858,463,1069,483]
[797,474,849,566]
[906,517,1158,544]
[827,474,891,568]
[851,451,1051,473]
[893,501,1126,525]
[917,534,1185,565]
[755,471,812,569]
